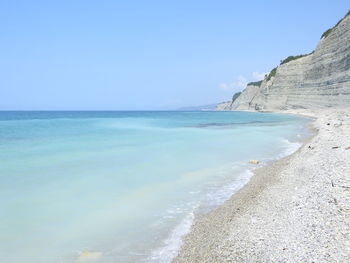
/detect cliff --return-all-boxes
[215,92,242,110]
[221,11,350,111]
[230,83,262,110]
[215,101,232,110]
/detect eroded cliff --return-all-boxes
[223,11,350,111]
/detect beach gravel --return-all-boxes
[173,109,350,263]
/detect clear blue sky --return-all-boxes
[1,1,349,110]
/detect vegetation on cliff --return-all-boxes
[231,9,349,112]
[321,10,350,39]
[280,51,314,65]
[247,80,263,86]
[265,51,312,82]
[264,51,314,82]
[232,92,241,102]
[264,50,315,83]
[266,67,277,81]
[264,10,350,85]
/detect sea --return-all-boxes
[0,111,310,263]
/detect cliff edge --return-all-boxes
[222,11,350,111]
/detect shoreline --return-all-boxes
[173,108,350,262]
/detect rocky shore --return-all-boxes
[173,109,350,262]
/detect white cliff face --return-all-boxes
[230,84,261,110]
[225,12,350,111]
[215,101,232,110]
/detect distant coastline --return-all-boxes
[176,103,219,111]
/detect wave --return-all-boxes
[277,139,302,159]
[147,210,195,263]
[147,138,302,263]
[147,170,254,263]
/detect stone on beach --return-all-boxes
[249,160,259,164]
[77,251,102,262]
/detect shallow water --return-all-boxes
[0,111,310,263]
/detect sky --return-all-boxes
[0,0,349,110]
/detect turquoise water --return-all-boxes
[0,111,310,263]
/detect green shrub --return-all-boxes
[247,80,263,86]
[232,92,241,102]
[320,10,350,39]
[280,51,314,65]
[266,67,277,81]
[321,28,333,39]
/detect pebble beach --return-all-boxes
[173,109,350,263]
